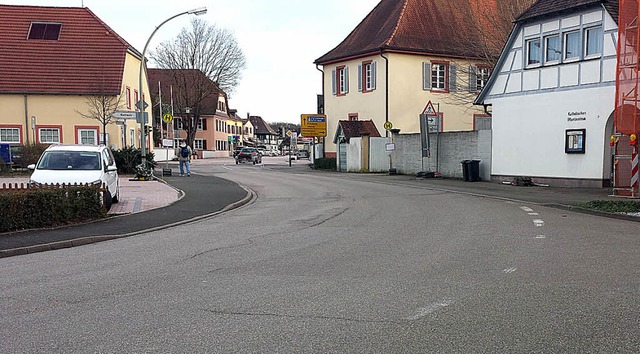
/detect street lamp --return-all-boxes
[138,6,207,169]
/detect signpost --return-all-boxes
[135,112,149,124]
[301,114,327,137]
[135,100,149,111]
[113,111,137,119]
[162,113,173,123]
[384,121,393,131]
[421,100,441,172]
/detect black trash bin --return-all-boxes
[468,160,481,182]
[460,160,471,181]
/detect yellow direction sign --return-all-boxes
[384,121,393,130]
[162,113,174,123]
[301,114,327,137]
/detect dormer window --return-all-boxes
[28,22,62,40]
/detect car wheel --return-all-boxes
[104,190,112,212]
[112,187,119,204]
[236,159,238,165]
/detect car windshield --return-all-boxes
[36,151,101,170]
[240,148,254,153]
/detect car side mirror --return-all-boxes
[27,164,36,170]
[106,165,118,172]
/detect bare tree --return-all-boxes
[77,83,125,146]
[436,0,537,107]
[150,18,245,148]
[151,18,246,95]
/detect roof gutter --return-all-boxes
[380,49,389,138]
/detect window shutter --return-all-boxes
[331,70,336,95]
[203,139,207,150]
[345,67,349,93]
[422,62,431,90]
[202,118,207,130]
[358,64,363,92]
[469,66,478,92]
[449,63,457,92]
[371,61,377,90]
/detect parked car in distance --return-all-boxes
[27,144,120,211]
[235,147,262,165]
[298,149,309,158]
[257,148,268,157]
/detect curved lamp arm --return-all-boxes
[138,7,207,165]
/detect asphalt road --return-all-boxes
[1,158,639,352]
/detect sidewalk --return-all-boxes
[0,172,250,257]
[0,176,182,215]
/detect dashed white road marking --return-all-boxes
[406,300,454,320]
[520,206,534,212]
[528,212,539,216]
[536,235,546,239]
[503,267,518,274]
[533,219,545,227]
[222,165,233,170]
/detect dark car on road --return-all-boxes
[235,147,262,165]
[233,146,245,158]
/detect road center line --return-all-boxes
[520,206,534,212]
[533,219,544,227]
[406,300,454,320]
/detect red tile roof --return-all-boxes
[336,120,381,143]
[315,0,503,64]
[0,5,137,95]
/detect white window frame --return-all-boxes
[175,118,184,131]
[78,128,97,145]
[564,30,581,62]
[431,63,447,91]
[197,118,204,131]
[38,128,60,143]
[584,25,603,59]
[130,129,136,147]
[0,128,20,143]
[545,34,561,64]
[526,38,542,67]
[335,66,349,95]
[194,139,204,150]
[476,67,490,91]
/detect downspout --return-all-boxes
[23,95,30,145]
[380,49,389,138]
[316,64,325,159]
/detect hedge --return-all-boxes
[0,186,106,233]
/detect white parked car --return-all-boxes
[28,144,120,210]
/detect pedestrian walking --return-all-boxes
[176,141,192,177]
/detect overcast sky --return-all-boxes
[3,0,381,123]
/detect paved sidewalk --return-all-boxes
[0,172,250,256]
[0,177,181,215]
